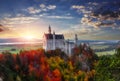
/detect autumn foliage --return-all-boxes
[0,44,97,81]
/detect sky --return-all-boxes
[0,0,120,40]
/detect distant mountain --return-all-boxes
[77,40,119,45]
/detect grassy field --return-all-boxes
[91,45,109,49]
[0,44,42,54]
[95,50,115,56]
[90,44,116,56]
[0,44,116,56]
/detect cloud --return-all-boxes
[37,13,74,19]
[71,5,88,14]
[16,14,25,17]
[27,7,41,14]
[61,24,93,39]
[71,5,92,14]
[62,29,91,39]
[62,23,120,40]
[88,2,99,6]
[0,24,4,32]
[26,4,56,14]
[47,5,56,10]
[39,4,56,11]
[0,24,10,32]
[40,4,56,10]
[71,5,85,9]
[72,2,120,29]
[46,15,74,19]
[0,13,73,29]
[81,17,91,23]
[40,4,46,9]
[1,16,39,27]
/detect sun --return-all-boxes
[20,31,40,40]
[25,35,34,40]
[22,34,36,40]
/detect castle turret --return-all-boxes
[48,25,51,34]
[75,34,78,46]
[53,31,56,50]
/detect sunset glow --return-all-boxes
[23,35,35,40]
[0,0,120,40]
[20,31,38,40]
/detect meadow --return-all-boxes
[0,44,42,54]
[0,43,116,56]
[90,44,116,56]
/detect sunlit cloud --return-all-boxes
[40,4,56,10]
[1,16,39,27]
[61,24,94,39]
[0,24,4,32]
[27,7,41,14]
[0,0,120,39]
[25,4,56,14]
[0,19,48,38]
[46,15,74,19]
[71,5,85,9]
[0,24,20,38]
[81,17,116,28]
[40,4,46,9]
[39,4,56,11]
[88,2,99,6]
[0,24,10,32]
[72,2,120,29]
[47,5,56,10]
[71,5,91,14]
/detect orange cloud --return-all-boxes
[0,24,6,32]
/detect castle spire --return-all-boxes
[75,34,78,46]
[48,25,51,34]
[53,30,56,50]
[53,30,55,35]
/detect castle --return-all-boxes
[43,25,78,56]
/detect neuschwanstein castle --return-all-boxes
[43,25,78,56]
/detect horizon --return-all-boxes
[0,0,120,40]
[0,36,120,41]
[0,38,119,42]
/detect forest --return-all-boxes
[0,44,120,81]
